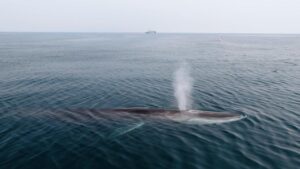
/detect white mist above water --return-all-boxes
[173,62,193,111]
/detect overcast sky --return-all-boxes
[0,0,299,33]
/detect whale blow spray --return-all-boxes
[173,62,193,111]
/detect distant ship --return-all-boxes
[145,30,157,34]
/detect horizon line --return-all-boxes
[0,31,300,35]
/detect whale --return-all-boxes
[65,108,246,139]
[99,108,246,125]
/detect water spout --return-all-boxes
[173,62,193,111]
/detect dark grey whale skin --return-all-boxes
[96,108,245,119]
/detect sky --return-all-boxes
[0,0,300,33]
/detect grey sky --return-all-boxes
[0,0,299,33]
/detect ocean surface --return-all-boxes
[0,33,299,169]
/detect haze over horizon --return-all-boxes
[1,0,300,34]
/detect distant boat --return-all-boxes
[145,30,157,34]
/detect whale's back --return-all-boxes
[100,108,246,124]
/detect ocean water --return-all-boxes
[0,33,299,169]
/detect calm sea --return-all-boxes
[0,33,299,169]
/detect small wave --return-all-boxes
[107,122,145,140]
